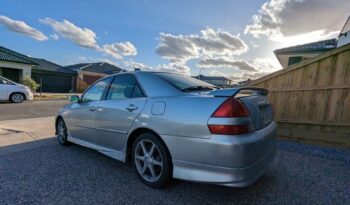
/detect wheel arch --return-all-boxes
[126,127,172,165]
[9,92,26,101]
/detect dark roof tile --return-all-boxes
[0,46,37,65]
[30,58,76,74]
[274,39,337,54]
[64,62,125,74]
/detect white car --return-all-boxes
[0,76,34,103]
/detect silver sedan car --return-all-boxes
[56,71,276,188]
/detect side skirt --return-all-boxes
[67,134,126,162]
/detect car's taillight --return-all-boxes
[208,97,252,135]
[211,97,249,117]
[208,124,250,135]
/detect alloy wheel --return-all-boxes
[57,120,67,144]
[134,139,164,182]
[11,93,24,103]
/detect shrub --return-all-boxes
[22,76,40,92]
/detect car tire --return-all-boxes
[10,93,25,103]
[132,132,172,188]
[56,118,70,146]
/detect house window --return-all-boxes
[288,56,303,66]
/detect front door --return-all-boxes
[94,74,147,150]
[65,77,112,143]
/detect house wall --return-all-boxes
[277,53,323,68]
[249,44,350,148]
[76,71,108,92]
[0,61,32,81]
[337,17,350,47]
[338,34,350,48]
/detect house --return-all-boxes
[274,38,337,68]
[337,16,350,47]
[0,46,77,93]
[275,16,350,68]
[64,62,125,92]
[237,78,251,86]
[30,58,76,93]
[0,46,37,83]
[193,75,233,88]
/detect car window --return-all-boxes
[106,74,145,100]
[0,77,15,85]
[81,77,112,102]
[154,72,215,91]
[0,79,7,84]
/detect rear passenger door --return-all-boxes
[94,74,147,150]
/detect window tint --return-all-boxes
[82,77,112,102]
[106,75,144,100]
[0,77,13,84]
[0,79,7,84]
[154,72,215,91]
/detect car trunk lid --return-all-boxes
[207,87,272,131]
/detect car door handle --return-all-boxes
[89,106,97,112]
[126,104,138,112]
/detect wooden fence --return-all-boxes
[249,44,350,148]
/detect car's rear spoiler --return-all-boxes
[208,87,269,97]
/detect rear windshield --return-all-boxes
[154,72,215,91]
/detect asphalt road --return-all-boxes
[0,100,68,121]
[0,139,349,205]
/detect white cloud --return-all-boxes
[40,18,98,49]
[50,33,59,40]
[202,57,281,83]
[155,27,251,76]
[208,70,227,77]
[123,60,154,71]
[156,33,198,63]
[251,57,281,72]
[250,41,259,48]
[245,0,350,42]
[41,18,138,60]
[0,15,48,41]
[102,41,137,59]
[123,60,190,74]
[157,63,191,74]
[156,28,248,63]
[198,58,257,71]
[193,28,249,57]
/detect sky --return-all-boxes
[0,0,349,82]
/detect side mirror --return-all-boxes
[69,95,80,103]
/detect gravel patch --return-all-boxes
[0,141,349,204]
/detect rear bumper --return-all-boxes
[161,121,277,187]
[172,144,276,187]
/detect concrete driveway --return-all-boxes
[0,101,349,204]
